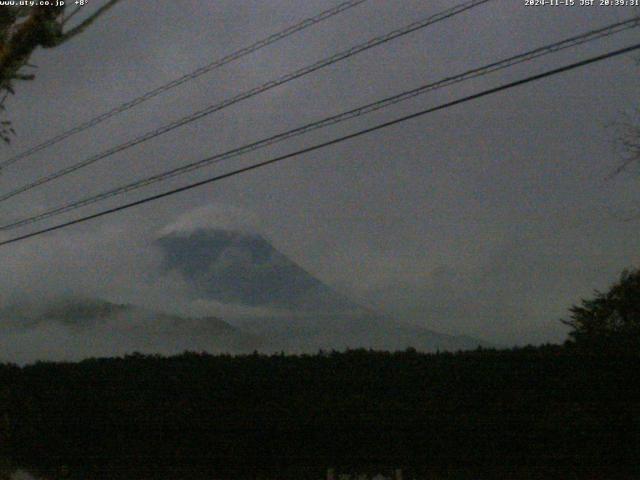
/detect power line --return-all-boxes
[1,42,638,248]
[0,0,370,170]
[0,0,492,203]
[1,17,637,232]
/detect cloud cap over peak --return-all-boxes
[158,204,262,238]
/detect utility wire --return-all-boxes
[0,0,492,203]
[0,0,370,170]
[1,42,638,248]
[1,17,637,232]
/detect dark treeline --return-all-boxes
[0,346,639,479]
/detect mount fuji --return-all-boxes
[155,221,488,353]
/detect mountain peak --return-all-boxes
[156,227,357,313]
[158,205,260,238]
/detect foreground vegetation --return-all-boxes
[0,345,638,479]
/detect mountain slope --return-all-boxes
[157,228,356,312]
[0,298,261,363]
[236,313,489,353]
[156,227,488,353]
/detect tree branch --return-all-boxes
[50,0,121,47]
[61,5,83,27]
[0,7,62,89]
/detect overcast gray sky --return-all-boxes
[0,0,639,348]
